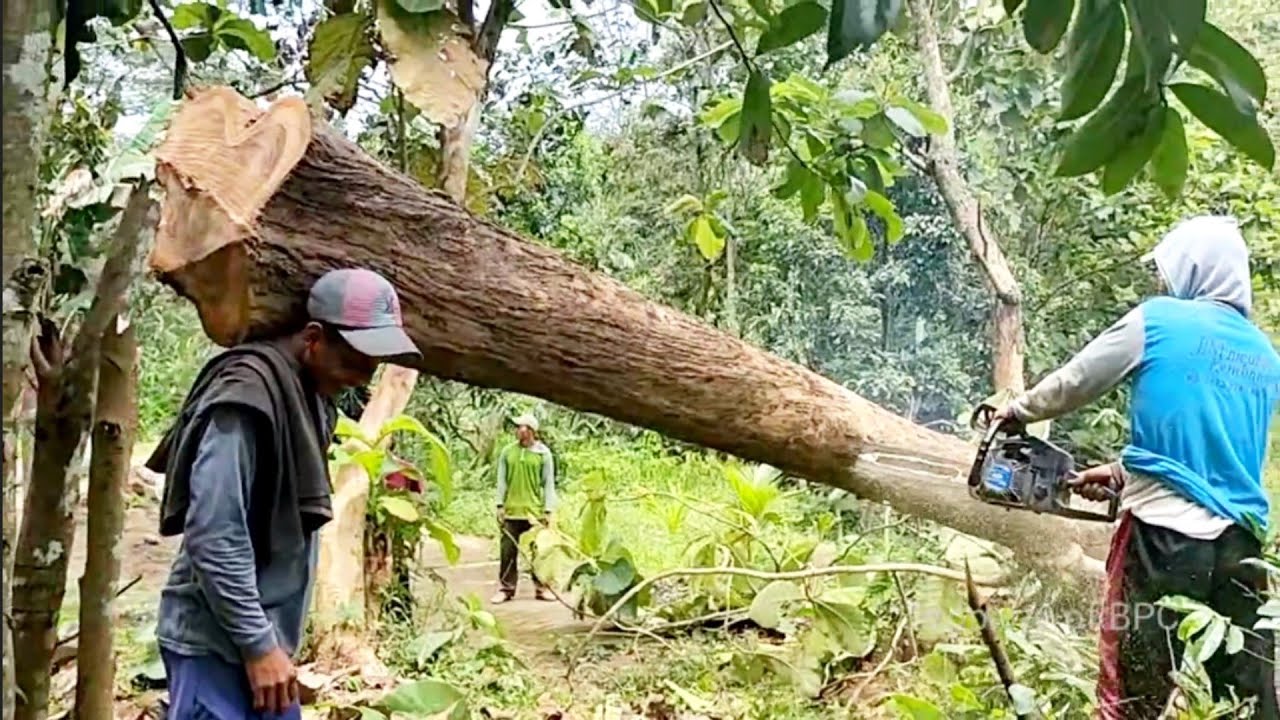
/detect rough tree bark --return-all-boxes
[12,189,153,720]
[73,317,137,720]
[149,88,1111,582]
[907,0,1026,395]
[3,0,59,715]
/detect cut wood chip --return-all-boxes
[375,2,488,127]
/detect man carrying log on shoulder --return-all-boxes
[148,268,420,718]
[995,216,1279,719]
[492,413,557,604]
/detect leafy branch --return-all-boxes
[567,561,1005,674]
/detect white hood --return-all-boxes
[1142,215,1252,316]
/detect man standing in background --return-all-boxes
[492,413,557,603]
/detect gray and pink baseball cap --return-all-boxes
[307,268,420,360]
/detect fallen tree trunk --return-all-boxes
[150,87,1111,580]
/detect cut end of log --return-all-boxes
[150,87,314,346]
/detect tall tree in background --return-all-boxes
[908,0,1026,395]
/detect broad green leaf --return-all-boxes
[1101,104,1165,195]
[424,517,460,564]
[379,679,466,719]
[1159,594,1209,615]
[633,0,659,21]
[1196,617,1226,662]
[861,114,897,149]
[771,73,828,104]
[579,493,607,556]
[216,17,277,61]
[800,173,825,222]
[172,2,220,29]
[394,0,443,11]
[1225,625,1245,655]
[832,190,872,261]
[1124,0,1172,91]
[889,694,946,720]
[664,194,704,215]
[1170,82,1275,170]
[895,99,948,135]
[699,97,742,129]
[412,630,457,664]
[1059,0,1124,120]
[593,556,637,596]
[688,214,726,261]
[884,106,925,137]
[756,2,827,54]
[1149,107,1188,199]
[1177,608,1214,641]
[739,71,773,165]
[1008,684,1039,715]
[1022,0,1073,54]
[377,414,426,439]
[1167,0,1205,51]
[775,161,810,199]
[747,0,773,21]
[864,190,904,242]
[305,13,376,113]
[1186,23,1267,106]
[833,88,880,119]
[679,0,707,25]
[379,496,420,522]
[180,35,215,63]
[429,441,453,504]
[1055,77,1155,177]
[827,0,904,67]
[748,580,802,629]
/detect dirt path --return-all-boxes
[417,535,592,658]
[64,491,589,661]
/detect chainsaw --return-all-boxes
[966,403,1119,523]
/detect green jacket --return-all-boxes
[496,441,557,519]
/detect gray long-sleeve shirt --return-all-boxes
[1008,304,1232,539]
[157,407,318,663]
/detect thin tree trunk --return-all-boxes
[74,317,136,720]
[12,189,152,720]
[3,0,59,714]
[149,88,1111,582]
[906,0,1026,394]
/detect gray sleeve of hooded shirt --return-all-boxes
[1009,306,1146,423]
[184,406,278,658]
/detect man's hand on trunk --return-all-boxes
[246,646,298,714]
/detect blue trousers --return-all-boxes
[162,650,301,720]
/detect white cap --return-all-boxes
[511,413,539,432]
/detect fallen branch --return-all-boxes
[965,561,1040,720]
[569,562,1004,673]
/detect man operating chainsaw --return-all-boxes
[996,215,1279,719]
